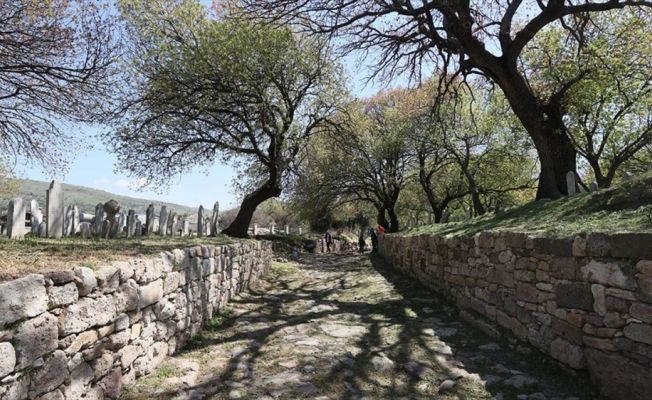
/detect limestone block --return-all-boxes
[31,350,68,397]
[115,313,129,331]
[138,279,164,309]
[98,323,115,339]
[90,352,113,381]
[133,342,168,377]
[516,282,538,303]
[63,362,94,399]
[583,336,617,351]
[73,267,98,296]
[59,297,98,335]
[586,232,611,257]
[611,233,652,259]
[552,318,583,345]
[106,330,130,351]
[114,261,134,283]
[95,265,120,294]
[94,295,117,326]
[154,298,176,321]
[98,368,122,399]
[533,237,573,257]
[629,303,652,324]
[48,282,78,308]
[64,330,98,355]
[164,271,180,295]
[1,373,30,400]
[592,284,607,316]
[15,312,58,369]
[549,337,586,369]
[572,237,587,257]
[636,260,652,277]
[623,323,652,345]
[119,344,144,368]
[44,270,75,285]
[605,287,637,301]
[580,260,635,290]
[138,259,163,283]
[0,274,48,325]
[604,312,626,328]
[549,257,577,280]
[114,279,139,313]
[585,347,652,400]
[0,342,16,378]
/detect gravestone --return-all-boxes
[197,206,205,238]
[117,213,125,230]
[46,180,64,238]
[623,172,633,182]
[63,205,73,237]
[211,201,220,236]
[566,171,576,196]
[168,211,177,236]
[80,223,91,238]
[109,220,120,238]
[127,210,136,237]
[466,209,472,220]
[38,222,46,238]
[298,227,302,235]
[205,217,210,236]
[101,220,110,239]
[271,224,276,234]
[253,224,258,235]
[159,206,169,236]
[7,197,26,239]
[72,206,80,235]
[94,203,105,234]
[145,204,155,236]
[285,225,289,234]
[182,219,189,237]
[30,199,43,235]
[135,219,142,237]
[589,182,599,192]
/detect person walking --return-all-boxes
[371,228,378,252]
[358,234,365,253]
[324,231,333,252]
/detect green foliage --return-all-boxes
[522,8,652,188]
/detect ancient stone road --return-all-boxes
[122,252,603,399]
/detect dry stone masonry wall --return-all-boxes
[379,231,652,400]
[0,240,272,400]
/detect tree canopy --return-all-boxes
[240,0,652,200]
[108,0,346,237]
[0,0,118,174]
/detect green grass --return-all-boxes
[0,233,244,282]
[404,172,652,238]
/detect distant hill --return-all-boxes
[1,179,197,215]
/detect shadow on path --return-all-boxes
[121,252,604,400]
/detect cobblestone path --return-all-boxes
[122,252,603,400]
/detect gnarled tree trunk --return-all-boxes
[222,179,282,238]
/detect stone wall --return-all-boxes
[0,241,273,400]
[379,231,652,400]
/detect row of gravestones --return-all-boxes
[251,224,302,235]
[2,180,222,240]
[565,163,652,195]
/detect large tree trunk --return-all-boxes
[376,206,389,229]
[530,126,576,199]
[386,205,399,232]
[222,180,282,238]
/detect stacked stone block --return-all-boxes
[379,231,652,400]
[0,241,273,399]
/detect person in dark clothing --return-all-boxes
[371,229,378,252]
[358,234,365,253]
[324,231,332,252]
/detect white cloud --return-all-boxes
[115,179,130,187]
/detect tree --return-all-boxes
[311,89,415,232]
[0,0,118,174]
[108,1,345,238]
[521,8,652,189]
[240,0,652,199]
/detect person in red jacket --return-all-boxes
[377,225,386,234]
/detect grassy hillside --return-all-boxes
[404,171,652,238]
[1,179,197,215]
